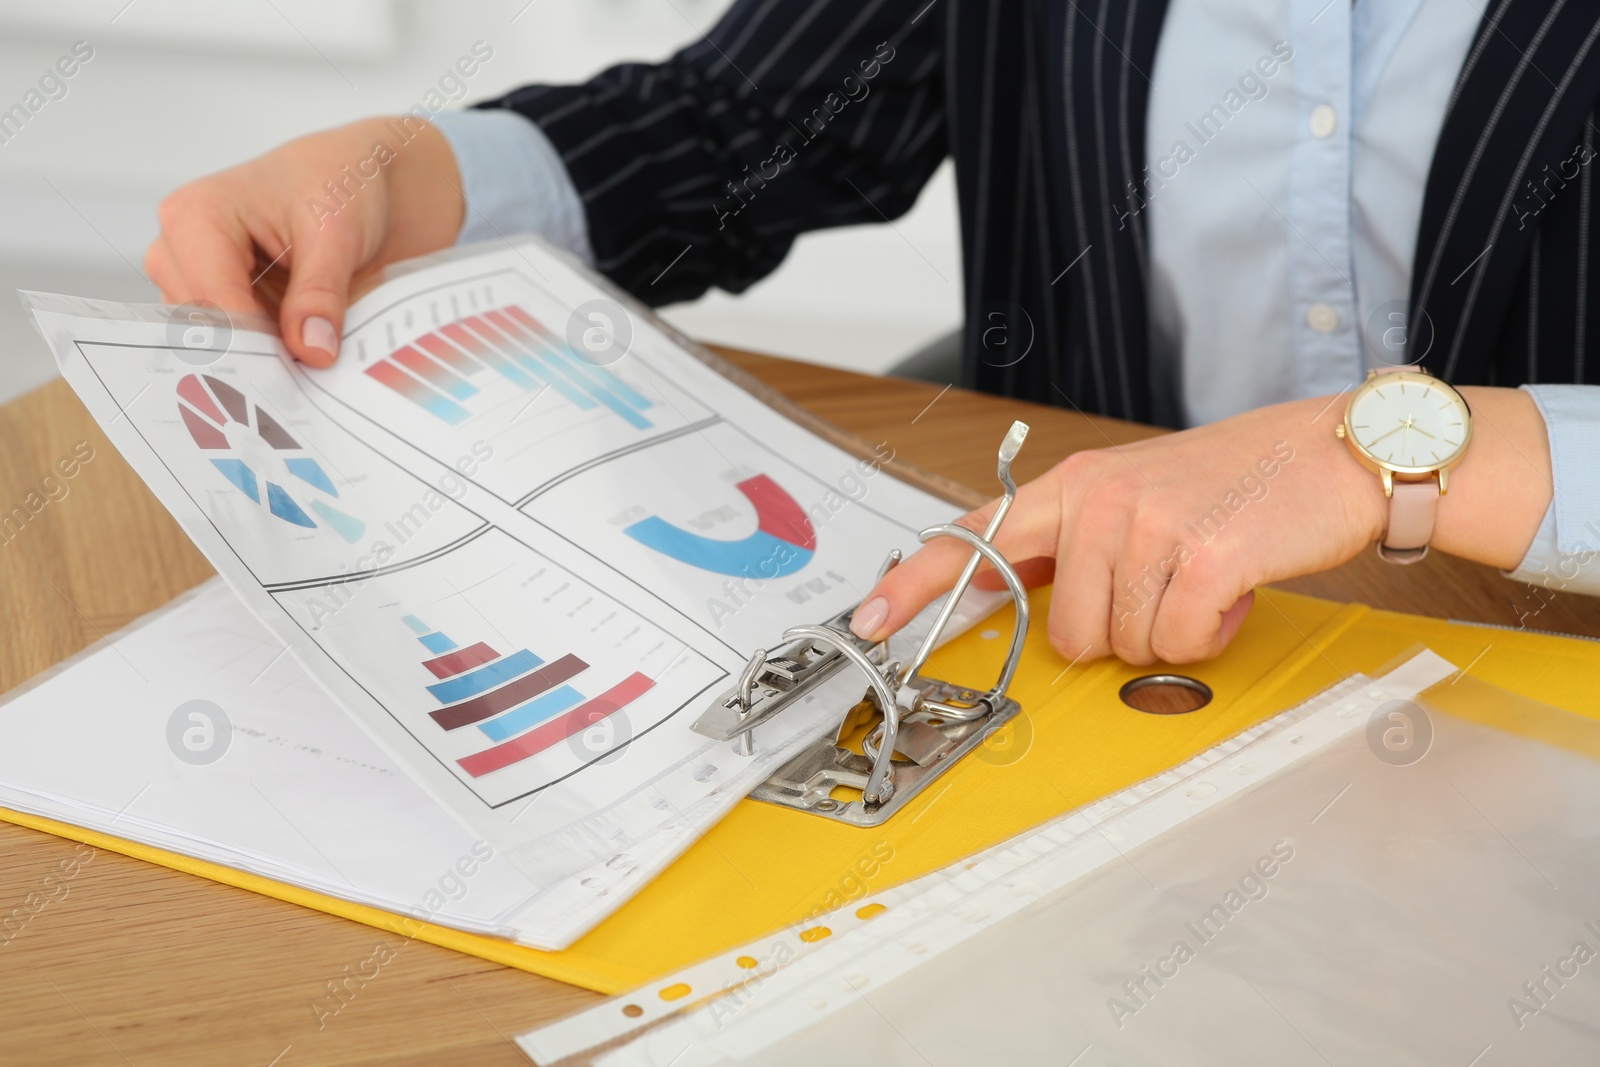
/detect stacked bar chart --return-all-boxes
[364,304,654,430]
[400,614,655,780]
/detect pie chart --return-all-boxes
[176,373,365,543]
[622,474,814,578]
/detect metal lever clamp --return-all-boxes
[691,422,1033,826]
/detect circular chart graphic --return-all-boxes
[622,474,815,578]
[176,373,365,543]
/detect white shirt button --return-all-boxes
[1307,304,1340,333]
[1309,104,1338,139]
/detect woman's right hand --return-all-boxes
[144,117,465,366]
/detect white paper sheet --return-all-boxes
[0,581,542,932]
[19,239,974,946]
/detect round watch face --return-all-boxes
[1345,372,1471,472]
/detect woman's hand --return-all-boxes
[144,117,465,366]
[848,387,1552,665]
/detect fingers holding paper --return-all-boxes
[144,117,465,367]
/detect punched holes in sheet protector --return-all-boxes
[1119,674,1213,714]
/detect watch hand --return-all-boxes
[1409,423,1437,440]
[1368,421,1407,445]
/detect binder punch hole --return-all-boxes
[692,422,1032,827]
[1119,674,1213,714]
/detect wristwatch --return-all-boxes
[1335,367,1473,564]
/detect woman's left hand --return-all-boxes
[847,388,1548,666]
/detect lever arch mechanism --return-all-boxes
[691,422,1032,826]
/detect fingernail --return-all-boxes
[850,596,890,639]
[302,315,339,362]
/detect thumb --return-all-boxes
[279,225,364,367]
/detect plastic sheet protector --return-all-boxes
[18,240,962,948]
[529,651,1600,1065]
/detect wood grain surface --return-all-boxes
[1,347,1594,1067]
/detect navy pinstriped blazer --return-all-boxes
[481,0,1600,425]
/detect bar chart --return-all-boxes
[362,304,654,430]
[317,272,717,504]
[273,528,725,808]
[399,613,656,780]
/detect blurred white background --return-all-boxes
[0,0,962,405]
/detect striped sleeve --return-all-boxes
[475,0,947,304]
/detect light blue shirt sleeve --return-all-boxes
[429,109,594,267]
[1503,385,1600,596]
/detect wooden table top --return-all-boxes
[1,347,1596,1067]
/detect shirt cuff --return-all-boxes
[429,109,594,267]
[1502,384,1600,595]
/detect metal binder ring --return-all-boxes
[911,523,1030,715]
[781,623,903,808]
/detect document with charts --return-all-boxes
[21,239,969,946]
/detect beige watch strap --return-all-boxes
[1368,363,1439,564]
[1379,480,1438,564]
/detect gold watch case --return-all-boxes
[1334,368,1473,498]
